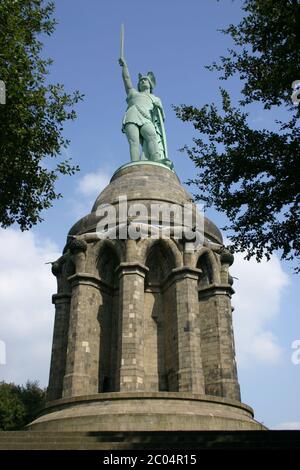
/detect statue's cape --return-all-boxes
[151,105,170,164]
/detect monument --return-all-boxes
[27,31,265,432]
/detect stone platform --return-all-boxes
[27,392,265,432]
[42,162,265,435]
[1,430,300,450]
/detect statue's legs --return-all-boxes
[124,123,140,162]
[140,123,161,162]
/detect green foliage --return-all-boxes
[0,0,83,230]
[209,0,300,108]
[20,380,46,424]
[0,381,45,430]
[0,382,26,430]
[175,0,300,271]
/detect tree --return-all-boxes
[0,0,83,230]
[20,380,46,424]
[174,0,300,271]
[0,381,45,430]
[0,382,26,430]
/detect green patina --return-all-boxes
[119,28,173,170]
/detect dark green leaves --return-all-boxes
[175,0,300,271]
[0,0,83,230]
[0,381,46,430]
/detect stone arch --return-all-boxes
[96,240,121,393]
[196,248,220,287]
[95,238,124,267]
[145,240,176,285]
[143,239,179,392]
[141,237,182,271]
[97,241,120,285]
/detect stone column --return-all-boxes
[47,292,71,401]
[173,267,205,394]
[199,284,241,401]
[62,273,101,398]
[116,262,148,392]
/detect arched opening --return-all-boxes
[145,242,173,285]
[97,244,120,393]
[197,252,214,289]
[144,241,179,391]
[97,245,119,285]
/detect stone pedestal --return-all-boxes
[28,393,266,431]
[31,162,264,432]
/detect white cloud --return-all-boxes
[68,168,111,219]
[0,229,60,387]
[250,331,282,364]
[78,169,110,197]
[230,250,289,366]
[272,422,300,430]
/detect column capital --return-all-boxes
[162,266,202,291]
[67,272,113,293]
[198,283,235,299]
[116,262,149,279]
[172,266,202,280]
[68,237,88,254]
[52,293,72,305]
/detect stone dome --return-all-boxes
[92,162,192,209]
[69,162,222,244]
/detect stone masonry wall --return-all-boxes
[199,288,240,401]
[62,277,101,398]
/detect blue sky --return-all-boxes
[0,0,299,430]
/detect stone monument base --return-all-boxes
[27,392,266,431]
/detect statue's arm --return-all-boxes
[119,58,133,94]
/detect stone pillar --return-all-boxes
[143,285,162,391]
[116,262,148,391]
[47,292,71,401]
[199,284,241,401]
[62,273,101,398]
[173,267,205,394]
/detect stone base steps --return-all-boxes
[0,431,300,450]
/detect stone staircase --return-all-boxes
[0,431,299,450]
